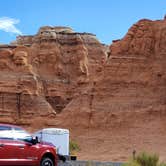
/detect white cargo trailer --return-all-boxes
[34,128,69,156]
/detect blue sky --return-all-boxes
[0,0,165,44]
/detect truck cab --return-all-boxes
[0,124,58,166]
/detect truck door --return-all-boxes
[10,139,38,166]
[0,125,16,166]
[1,139,24,165]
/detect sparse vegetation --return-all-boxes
[123,152,166,166]
[158,163,166,166]
[69,140,80,155]
[136,152,159,166]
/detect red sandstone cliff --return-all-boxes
[0,26,107,126]
[55,18,166,161]
[0,18,166,161]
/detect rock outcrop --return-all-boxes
[110,18,166,57]
[0,26,106,127]
[52,18,166,161]
[0,17,166,161]
[0,46,56,126]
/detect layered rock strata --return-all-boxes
[0,18,165,161]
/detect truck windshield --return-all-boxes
[13,127,33,142]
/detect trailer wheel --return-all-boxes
[58,154,66,162]
[40,157,54,166]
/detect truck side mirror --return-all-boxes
[31,136,39,145]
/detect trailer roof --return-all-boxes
[35,128,69,135]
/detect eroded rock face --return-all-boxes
[0,46,56,126]
[52,19,166,161]
[0,18,166,161]
[110,18,166,57]
[0,26,106,126]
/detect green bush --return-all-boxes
[69,140,80,154]
[124,152,166,166]
[136,152,159,166]
[158,163,166,166]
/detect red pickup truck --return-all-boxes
[0,123,58,166]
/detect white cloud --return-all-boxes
[0,17,22,35]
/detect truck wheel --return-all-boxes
[40,157,54,166]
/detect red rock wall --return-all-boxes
[0,19,165,161]
[0,27,107,127]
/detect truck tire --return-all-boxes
[40,157,54,166]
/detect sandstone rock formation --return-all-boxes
[0,17,166,161]
[53,18,166,161]
[0,46,56,126]
[110,18,166,57]
[0,26,106,126]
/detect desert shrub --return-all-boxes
[135,152,159,166]
[158,163,166,166]
[69,140,80,154]
[124,152,166,166]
